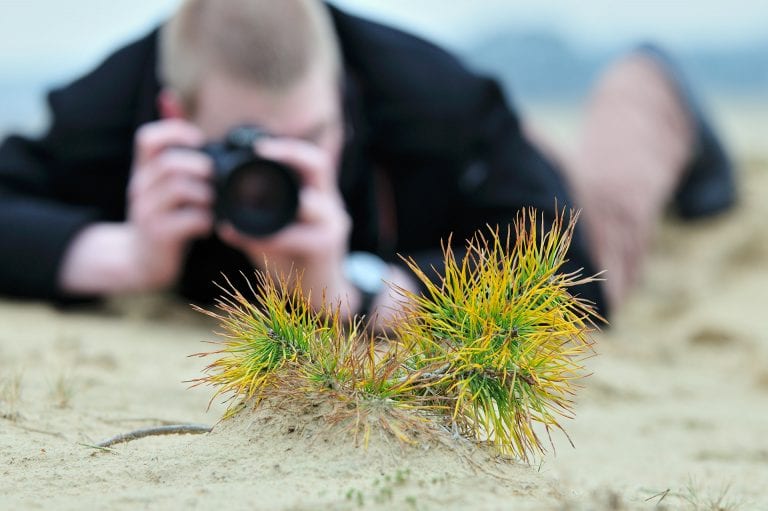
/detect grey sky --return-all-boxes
[334,0,768,50]
[2,0,765,76]
[1,0,765,132]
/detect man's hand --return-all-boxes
[218,137,357,313]
[59,119,214,295]
[125,119,214,290]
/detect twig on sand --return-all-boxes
[95,423,212,448]
[99,416,188,426]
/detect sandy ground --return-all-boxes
[1,109,767,510]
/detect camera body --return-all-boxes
[200,126,300,237]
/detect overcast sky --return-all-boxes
[2,0,766,79]
[2,0,764,132]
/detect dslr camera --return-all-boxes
[200,125,300,236]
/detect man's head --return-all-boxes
[158,0,344,163]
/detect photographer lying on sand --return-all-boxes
[0,0,736,327]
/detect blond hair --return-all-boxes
[158,0,341,111]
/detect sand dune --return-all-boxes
[1,120,767,509]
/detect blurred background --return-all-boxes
[1,0,767,151]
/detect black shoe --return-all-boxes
[635,43,737,219]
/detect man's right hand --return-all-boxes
[59,119,214,295]
[125,119,214,290]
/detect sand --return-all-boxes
[1,109,767,510]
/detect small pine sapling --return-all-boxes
[191,208,602,461]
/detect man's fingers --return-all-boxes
[157,209,214,242]
[133,119,206,169]
[255,138,335,191]
[294,187,345,224]
[129,149,213,200]
[142,178,214,215]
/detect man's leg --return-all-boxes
[554,53,695,311]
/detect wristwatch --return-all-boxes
[343,252,389,317]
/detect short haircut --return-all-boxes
[158,0,341,111]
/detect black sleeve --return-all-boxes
[389,78,607,317]
[331,8,608,317]
[409,77,607,316]
[0,29,161,300]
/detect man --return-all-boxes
[0,0,735,324]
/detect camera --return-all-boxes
[200,125,300,237]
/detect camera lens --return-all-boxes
[220,157,299,236]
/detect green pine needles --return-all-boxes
[191,208,602,461]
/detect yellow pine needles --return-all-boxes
[189,272,427,438]
[191,208,602,461]
[392,208,601,459]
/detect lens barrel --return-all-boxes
[202,126,300,236]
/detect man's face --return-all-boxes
[190,63,345,169]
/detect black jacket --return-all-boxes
[0,6,607,315]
